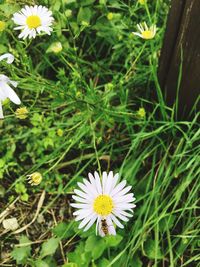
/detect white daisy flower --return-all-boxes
[71,171,136,237]
[133,22,156,40]
[12,5,54,39]
[0,53,14,64]
[0,54,21,119]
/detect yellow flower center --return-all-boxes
[93,195,114,216]
[26,15,41,29]
[142,30,154,39]
[15,107,28,119]
[30,172,42,185]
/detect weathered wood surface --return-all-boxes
[159,0,200,117]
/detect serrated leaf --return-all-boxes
[40,237,60,258]
[11,236,31,264]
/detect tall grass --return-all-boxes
[0,0,199,266]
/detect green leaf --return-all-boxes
[85,235,106,260]
[11,236,31,264]
[105,234,123,247]
[97,258,110,267]
[159,215,176,232]
[0,3,19,17]
[30,113,43,126]
[77,7,92,24]
[21,193,29,202]
[52,222,74,239]
[0,44,7,53]
[80,0,95,6]
[44,256,57,267]
[34,260,49,267]
[131,254,143,267]
[92,239,105,260]
[144,239,164,260]
[15,183,27,194]
[85,235,97,252]
[62,263,78,267]
[0,159,5,168]
[0,185,5,197]
[68,242,91,267]
[40,237,60,258]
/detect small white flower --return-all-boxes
[0,54,21,119]
[133,22,156,40]
[46,42,62,54]
[0,53,14,64]
[12,5,54,39]
[71,171,136,237]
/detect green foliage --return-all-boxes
[11,236,31,265]
[33,260,50,267]
[62,263,78,267]
[85,235,106,260]
[15,182,29,201]
[144,239,164,260]
[52,222,74,239]
[40,237,60,258]
[1,0,199,266]
[68,242,91,267]
[67,234,123,266]
[104,234,123,247]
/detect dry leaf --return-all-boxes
[2,217,19,231]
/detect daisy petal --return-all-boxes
[78,213,96,229]
[110,214,124,228]
[110,180,127,197]
[84,215,97,231]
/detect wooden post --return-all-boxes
[158,0,200,117]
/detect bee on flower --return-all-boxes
[71,171,136,237]
[133,22,156,40]
[0,53,21,119]
[27,172,42,186]
[12,5,54,39]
